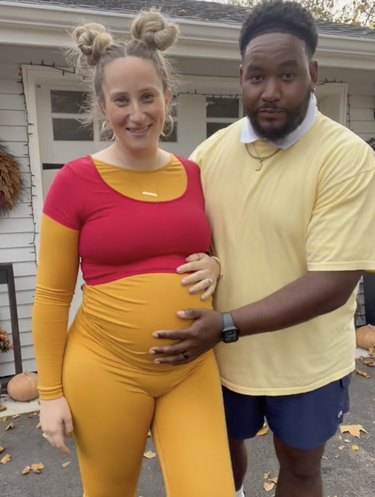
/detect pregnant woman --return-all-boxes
[32,9,235,497]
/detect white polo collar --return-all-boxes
[240,94,318,149]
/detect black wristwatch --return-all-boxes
[221,312,239,343]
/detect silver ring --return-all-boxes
[181,351,189,360]
[42,432,49,439]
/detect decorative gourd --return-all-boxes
[7,372,38,402]
[356,324,375,350]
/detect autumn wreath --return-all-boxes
[0,144,22,213]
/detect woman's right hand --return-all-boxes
[39,397,73,455]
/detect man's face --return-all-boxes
[240,32,318,141]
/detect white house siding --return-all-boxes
[319,67,375,142]
[0,57,36,377]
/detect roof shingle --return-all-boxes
[5,0,375,39]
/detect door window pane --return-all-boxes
[52,118,93,141]
[206,97,239,118]
[51,90,87,114]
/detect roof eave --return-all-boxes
[0,2,374,70]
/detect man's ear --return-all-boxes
[309,60,318,88]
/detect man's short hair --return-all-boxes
[239,0,318,59]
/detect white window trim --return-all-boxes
[22,65,78,248]
[316,82,348,125]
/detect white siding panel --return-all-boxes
[0,303,33,320]
[15,276,35,292]
[0,61,35,377]
[0,247,35,263]
[12,262,36,278]
[0,109,26,125]
[349,95,374,109]
[0,317,32,333]
[0,217,34,233]
[0,79,23,94]
[0,93,25,111]
[1,232,33,247]
[0,124,28,141]
[350,108,374,121]
[0,289,34,306]
[2,202,32,219]
[350,120,375,134]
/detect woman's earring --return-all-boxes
[161,114,175,138]
[100,120,114,141]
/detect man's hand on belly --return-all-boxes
[149,308,222,364]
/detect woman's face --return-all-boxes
[100,56,170,154]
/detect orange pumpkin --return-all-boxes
[7,372,38,402]
[356,325,375,350]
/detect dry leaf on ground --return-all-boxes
[340,424,367,438]
[0,404,7,412]
[263,481,275,492]
[351,445,360,451]
[263,472,271,479]
[257,424,269,436]
[1,453,12,464]
[0,445,4,453]
[143,450,156,459]
[4,422,14,431]
[62,461,71,468]
[22,462,44,475]
[355,369,370,378]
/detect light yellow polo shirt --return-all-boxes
[192,113,375,395]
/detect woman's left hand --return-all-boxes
[177,252,221,300]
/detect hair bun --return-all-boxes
[72,23,113,66]
[131,10,179,51]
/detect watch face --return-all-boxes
[223,329,239,343]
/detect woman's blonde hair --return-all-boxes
[69,9,179,136]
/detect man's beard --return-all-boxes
[247,88,312,141]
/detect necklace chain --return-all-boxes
[245,143,281,171]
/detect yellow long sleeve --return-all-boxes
[32,214,79,399]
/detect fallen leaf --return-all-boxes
[263,481,275,492]
[355,369,370,378]
[257,424,269,436]
[0,445,4,453]
[143,450,156,459]
[1,453,12,464]
[358,356,375,367]
[269,477,278,484]
[12,415,20,420]
[22,465,31,475]
[1,417,8,424]
[35,422,41,430]
[62,461,71,468]
[0,404,7,412]
[338,445,345,450]
[340,424,367,438]
[30,462,44,473]
[4,422,14,431]
[351,445,360,451]
[344,438,351,442]
[263,472,271,479]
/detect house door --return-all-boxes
[35,84,103,321]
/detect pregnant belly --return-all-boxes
[71,273,212,368]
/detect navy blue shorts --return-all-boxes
[223,374,351,450]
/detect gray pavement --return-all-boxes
[1,359,374,497]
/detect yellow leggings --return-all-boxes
[62,277,235,497]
